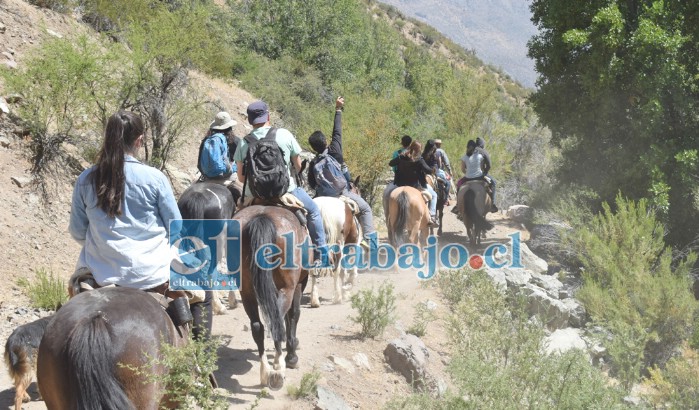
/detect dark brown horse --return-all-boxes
[234,205,309,390]
[457,180,493,245]
[427,175,449,236]
[37,287,188,409]
[387,186,430,247]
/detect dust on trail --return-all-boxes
[0,205,526,410]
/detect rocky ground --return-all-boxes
[0,1,596,408]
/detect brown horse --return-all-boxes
[387,186,430,247]
[457,180,493,245]
[234,205,309,391]
[310,196,361,307]
[37,287,188,410]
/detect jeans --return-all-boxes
[290,187,327,252]
[342,189,376,237]
[488,176,497,204]
[421,184,438,217]
[436,169,451,196]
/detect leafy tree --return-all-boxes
[528,0,699,247]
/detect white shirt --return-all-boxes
[461,152,484,179]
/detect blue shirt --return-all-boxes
[69,156,181,289]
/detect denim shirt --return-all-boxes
[69,155,181,289]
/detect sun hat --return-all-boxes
[210,111,237,130]
[435,139,442,144]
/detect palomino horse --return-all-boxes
[37,287,188,409]
[310,196,361,307]
[426,175,449,236]
[387,186,430,247]
[457,180,494,245]
[234,205,309,390]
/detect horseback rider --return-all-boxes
[388,140,440,227]
[423,139,451,205]
[69,111,198,332]
[383,135,412,218]
[476,137,498,212]
[434,139,453,176]
[454,139,498,212]
[233,100,331,265]
[197,111,243,199]
[307,96,378,251]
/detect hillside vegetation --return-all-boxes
[1,0,551,208]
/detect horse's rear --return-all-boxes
[387,186,429,247]
[37,287,186,410]
[311,197,360,307]
[457,181,493,245]
[234,205,309,390]
[178,181,236,219]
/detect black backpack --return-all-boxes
[242,128,290,200]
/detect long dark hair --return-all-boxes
[423,139,437,160]
[92,111,144,217]
[466,140,476,157]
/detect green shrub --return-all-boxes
[287,369,321,400]
[389,270,626,409]
[17,269,68,311]
[646,345,699,408]
[350,281,396,339]
[571,195,697,387]
[120,335,227,410]
[406,301,434,337]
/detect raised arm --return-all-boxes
[327,97,345,163]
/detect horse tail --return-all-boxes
[65,312,134,410]
[245,214,284,343]
[393,191,409,246]
[178,191,208,220]
[464,189,493,232]
[318,201,342,247]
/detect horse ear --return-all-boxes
[354,175,360,187]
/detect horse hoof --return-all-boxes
[310,301,320,308]
[286,355,299,369]
[268,372,284,391]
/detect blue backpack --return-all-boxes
[313,151,347,197]
[197,133,229,178]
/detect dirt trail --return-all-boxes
[0,207,527,410]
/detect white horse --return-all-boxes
[311,196,361,307]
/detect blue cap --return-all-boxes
[247,101,269,125]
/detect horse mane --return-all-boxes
[316,198,344,247]
[464,189,493,232]
[393,191,409,246]
[64,312,135,410]
[244,214,285,342]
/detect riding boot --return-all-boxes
[166,296,194,327]
[294,209,307,228]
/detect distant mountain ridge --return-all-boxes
[380,0,538,88]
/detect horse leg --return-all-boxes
[228,290,240,309]
[310,274,321,308]
[438,207,444,236]
[284,282,303,369]
[241,295,271,386]
[332,251,343,304]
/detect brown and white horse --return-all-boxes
[310,196,361,307]
[234,205,309,390]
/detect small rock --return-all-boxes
[242,324,249,331]
[330,324,341,330]
[544,328,587,355]
[530,272,563,298]
[316,386,351,410]
[384,334,430,389]
[8,48,15,55]
[15,307,28,315]
[0,23,6,33]
[521,284,570,330]
[320,362,335,372]
[435,378,448,397]
[502,267,532,287]
[561,298,587,328]
[1,51,12,60]
[34,243,42,250]
[46,29,63,38]
[5,94,22,104]
[4,60,17,69]
[352,353,371,371]
[518,243,549,275]
[11,176,33,188]
[0,136,10,148]
[506,205,533,223]
[425,300,438,310]
[330,355,355,374]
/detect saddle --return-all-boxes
[339,195,360,215]
[68,268,193,328]
[239,193,308,227]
